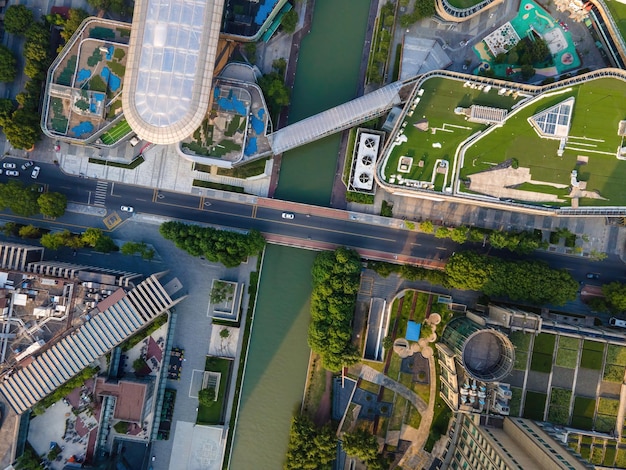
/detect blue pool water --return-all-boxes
[77,68,91,82]
[71,121,94,136]
[217,91,247,116]
[244,137,258,156]
[251,115,264,134]
[101,67,121,92]
[255,0,279,25]
[106,46,114,61]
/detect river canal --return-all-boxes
[228,246,316,468]
[274,0,370,206]
[229,1,371,466]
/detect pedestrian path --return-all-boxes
[93,181,108,207]
[359,364,427,413]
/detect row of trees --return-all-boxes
[308,248,361,371]
[284,415,336,470]
[0,5,53,149]
[0,181,67,217]
[159,221,266,268]
[418,220,547,254]
[445,251,579,305]
[47,8,90,46]
[399,0,435,28]
[369,251,579,306]
[259,58,290,124]
[0,46,18,83]
[284,416,386,470]
[40,227,118,252]
[588,282,626,313]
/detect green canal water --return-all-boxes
[274,0,370,206]
[229,245,316,469]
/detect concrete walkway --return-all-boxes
[360,364,428,414]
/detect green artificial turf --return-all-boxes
[530,351,552,373]
[555,347,578,368]
[606,345,626,366]
[523,391,547,420]
[533,333,556,354]
[383,77,517,184]
[462,78,626,205]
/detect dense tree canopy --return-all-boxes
[602,282,626,313]
[284,415,336,470]
[0,99,15,127]
[445,251,578,305]
[281,9,298,34]
[0,46,17,82]
[61,9,89,42]
[38,192,68,217]
[4,5,34,35]
[159,221,265,267]
[0,181,39,216]
[3,108,40,150]
[342,429,380,464]
[308,248,361,371]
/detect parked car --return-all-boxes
[31,167,40,179]
[5,171,19,177]
[21,161,34,171]
[2,163,15,169]
[609,317,626,328]
[120,205,134,213]
[586,273,600,279]
[281,212,294,219]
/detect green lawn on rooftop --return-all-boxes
[445,0,484,8]
[382,77,518,190]
[462,78,626,205]
[606,0,626,44]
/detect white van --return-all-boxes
[609,317,626,328]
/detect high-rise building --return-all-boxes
[442,414,591,470]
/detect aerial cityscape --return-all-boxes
[1,0,626,469]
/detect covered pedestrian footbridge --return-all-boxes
[265,81,405,156]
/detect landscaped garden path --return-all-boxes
[360,365,427,413]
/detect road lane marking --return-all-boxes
[198,197,205,209]
[152,189,159,202]
[252,205,258,218]
[94,181,108,207]
[436,246,448,250]
[411,242,422,246]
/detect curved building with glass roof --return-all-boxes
[122,0,224,144]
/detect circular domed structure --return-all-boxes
[441,317,515,382]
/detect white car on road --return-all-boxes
[5,171,19,177]
[281,212,294,219]
[120,205,134,213]
[31,167,40,179]
[2,163,15,169]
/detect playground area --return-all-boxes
[44,19,131,144]
[461,77,626,206]
[180,81,270,161]
[473,0,580,79]
[380,77,520,192]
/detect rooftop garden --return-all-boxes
[461,77,626,206]
[381,77,518,192]
[44,18,130,144]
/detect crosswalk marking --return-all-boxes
[94,181,108,207]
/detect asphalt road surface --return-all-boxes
[0,158,624,286]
